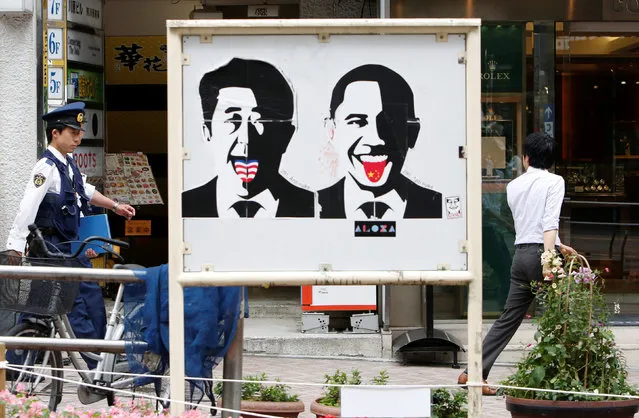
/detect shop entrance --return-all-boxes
[555,23,639,319]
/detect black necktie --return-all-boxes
[231,200,263,218]
[358,202,391,219]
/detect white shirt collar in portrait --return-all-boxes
[344,175,406,220]
[218,186,279,219]
[507,166,564,246]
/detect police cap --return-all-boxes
[42,102,86,131]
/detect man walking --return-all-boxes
[457,132,575,395]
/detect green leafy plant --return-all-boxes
[502,251,638,401]
[431,388,468,418]
[213,373,299,402]
[318,369,389,407]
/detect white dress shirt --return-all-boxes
[507,166,564,246]
[6,146,96,252]
[344,175,406,220]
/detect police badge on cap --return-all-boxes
[42,102,86,131]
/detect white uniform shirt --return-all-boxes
[6,146,96,252]
[507,166,564,246]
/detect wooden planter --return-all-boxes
[310,398,341,418]
[506,396,639,418]
[240,400,305,418]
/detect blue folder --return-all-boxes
[70,214,113,254]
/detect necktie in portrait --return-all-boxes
[231,200,263,218]
[358,201,391,219]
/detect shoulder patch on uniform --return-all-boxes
[33,173,46,187]
[45,159,54,166]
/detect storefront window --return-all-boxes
[555,24,639,321]
[480,23,526,315]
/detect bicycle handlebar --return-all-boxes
[28,224,130,260]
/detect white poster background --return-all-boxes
[182,34,468,272]
[341,387,432,417]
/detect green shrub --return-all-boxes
[318,369,389,407]
[431,388,468,418]
[213,373,299,402]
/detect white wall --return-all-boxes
[0,13,38,250]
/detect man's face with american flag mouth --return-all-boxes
[207,86,291,199]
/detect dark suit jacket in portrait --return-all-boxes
[182,176,315,218]
[318,176,442,219]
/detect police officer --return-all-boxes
[5,102,136,367]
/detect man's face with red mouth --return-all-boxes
[332,81,400,188]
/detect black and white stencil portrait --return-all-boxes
[318,64,442,220]
[181,34,468,272]
[182,58,315,218]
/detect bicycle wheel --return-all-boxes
[6,321,64,411]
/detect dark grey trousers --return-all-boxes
[466,244,543,379]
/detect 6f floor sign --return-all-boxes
[48,28,63,60]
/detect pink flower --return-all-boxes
[525,314,532,319]
[605,267,610,273]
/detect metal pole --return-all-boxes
[465,25,484,418]
[0,336,146,353]
[36,0,46,156]
[167,23,186,416]
[378,0,391,18]
[0,342,5,418]
[222,317,244,418]
[0,266,144,283]
[179,271,474,287]
[382,285,391,331]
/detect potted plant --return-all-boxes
[501,251,639,417]
[310,369,389,418]
[431,388,468,418]
[214,373,304,418]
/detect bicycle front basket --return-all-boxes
[0,252,81,316]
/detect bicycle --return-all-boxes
[1,224,151,411]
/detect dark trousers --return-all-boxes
[466,244,543,379]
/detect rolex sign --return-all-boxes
[481,24,523,93]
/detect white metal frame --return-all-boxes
[167,18,483,417]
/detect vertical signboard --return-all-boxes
[45,0,67,110]
[47,28,64,60]
[67,0,102,29]
[67,29,104,66]
[67,67,104,103]
[82,108,104,139]
[481,24,524,93]
[48,0,62,20]
[48,66,64,100]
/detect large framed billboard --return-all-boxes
[167,19,483,416]
[178,23,474,273]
